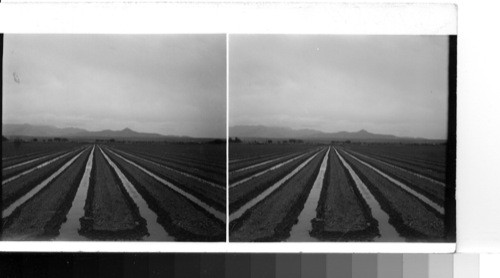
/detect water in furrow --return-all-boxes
[3,150,66,171]
[100,147,174,241]
[231,151,302,174]
[55,146,95,241]
[336,148,404,242]
[230,149,319,189]
[110,148,224,191]
[287,147,330,242]
[343,151,444,215]
[106,148,225,223]
[2,148,88,219]
[345,150,445,187]
[2,148,84,185]
[230,149,323,223]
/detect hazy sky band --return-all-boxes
[229,35,449,140]
[3,34,226,138]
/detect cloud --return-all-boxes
[2,34,226,138]
[229,35,449,139]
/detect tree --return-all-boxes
[229,137,242,143]
[209,139,225,144]
[14,138,22,149]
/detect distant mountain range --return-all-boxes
[2,124,443,143]
[229,125,443,142]
[2,124,178,140]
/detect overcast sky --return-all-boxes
[3,34,226,138]
[229,35,450,139]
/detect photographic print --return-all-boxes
[228,35,456,242]
[1,34,226,241]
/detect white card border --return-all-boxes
[0,2,457,253]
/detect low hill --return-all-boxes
[229,125,444,143]
[2,124,179,141]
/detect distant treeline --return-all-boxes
[229,137,305,144]
[228,137,446,146]
[4,137,71,143]
[329,140,447,146]
[1,136,225,145]
[103,138,226,145]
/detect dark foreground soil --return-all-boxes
[340,150,445,241]
[79,148,147,240]
[2,149,82,209]
[311,149,379,241]
[230,149,326,242]
[105,148,225,241]
[1,148,91,240]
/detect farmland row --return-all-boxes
[103,147,225,240]
[112,144,226,172]
[2,142,84,166]
[229,144,318,167]
[2,147,84,182]
[311,148,378,241]
[229,150,307,172]
[2,147,92,239]
[230,148,327,241]
[229,144,447,242]
[230,150,303,174]
[2,144,225,241]
[335,148,444,239]
[229,148,324,213]
[347,150,446,183]
[109,143,226,170]
[311,147,444,241]
[229,148,320,186]
[2,145,84,170]
[343,149,445,203]
[287,147,331,242]
[2,147,88,208]
[3,150,67,171]
[106,147,226,211]
[3,140,447,242]
[229,151,287,167]
[344,144,447,171]
[108,144,225,186]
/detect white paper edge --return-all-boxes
[0,2,457,253]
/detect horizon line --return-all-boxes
[229,124,448,141]
[2,122,225,139]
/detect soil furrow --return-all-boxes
[2,147,89,224]
[336,148,404,242]
[230,149,324,223]
[104,147,225,241]
[230,149,317,188]
[230,149,326,241]
[1,147,91,240]
[339,149,445,240]
[2,147,85,185]
[107,148,226,223]
[287,147,330,242]
[111,147,224,190]
[100,146,173,241]
[56,145,96,241]
[79,146,147,240]
[343,151,444,215]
